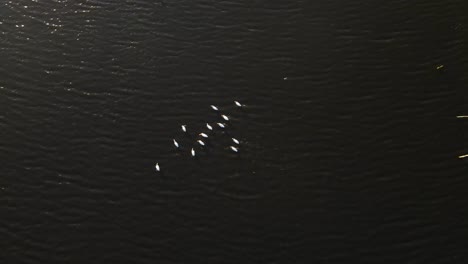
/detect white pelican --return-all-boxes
[206,123,213,130]
[230,146,238,153]
[197,140,205,146]
[221,115,229,121]
[199,133,208,138]
[234,101,242,107]
[181,125,187,132]
[155,163,160,171]
[232,138,240,144]
[173,139,179,148]
[217,123,226,128]
[210,105,219,111]
[191,148,196,157]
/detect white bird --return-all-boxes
[217,123,226,128]
[206,123,213,130]
[197,140,205,146]
[232,138,240,144]
[210,105,219,111]
[191,148,196,157]
[221,115,229,121]
[173,139,179,148]
[155,163,160,171]
[181,125,187,132]
[234,101,242,107]
[199,133,208,138]
[230,146,238,153]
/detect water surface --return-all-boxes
[0,0,466,263]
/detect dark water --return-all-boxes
[1,0,466,263]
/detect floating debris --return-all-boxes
[436,65,444,70]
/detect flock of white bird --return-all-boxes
[155,101,244,172]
